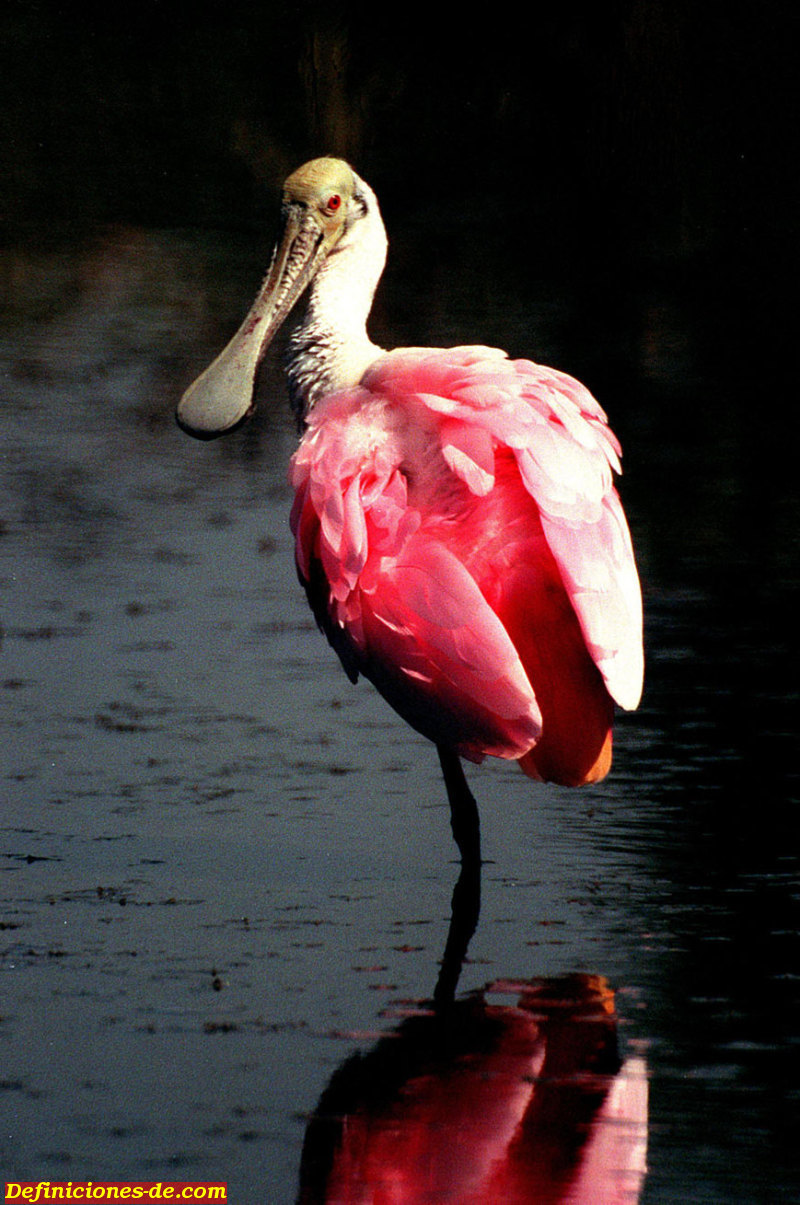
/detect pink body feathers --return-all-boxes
[290,345,643,787]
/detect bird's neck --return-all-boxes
[287,188,388,420]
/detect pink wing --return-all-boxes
[290,345,643,764]
[363,346,643,712]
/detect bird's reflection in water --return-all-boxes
[298,865,648,1204]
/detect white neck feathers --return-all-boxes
[287,175,388,416]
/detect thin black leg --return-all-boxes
[437,744,481,867]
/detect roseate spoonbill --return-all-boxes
[177,157,643,864]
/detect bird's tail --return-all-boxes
[517,729,613,787]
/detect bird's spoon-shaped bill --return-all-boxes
[177,206,325,439]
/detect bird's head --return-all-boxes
[177,157,379,438]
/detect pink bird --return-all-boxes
[177,157,643,862]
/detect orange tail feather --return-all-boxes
[518,728,612,786]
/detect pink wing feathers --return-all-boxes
[365,346,644,711]
[289,345,643,777]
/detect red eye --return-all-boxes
[327,194,342,212]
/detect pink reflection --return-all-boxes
[299,974,647,1203]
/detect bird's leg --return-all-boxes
[437,745,481,867]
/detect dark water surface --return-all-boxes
[1,213,797,1202]
[2,5,799,1200]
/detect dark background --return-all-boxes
[3,0,797,250]
[2,2,799,1199]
